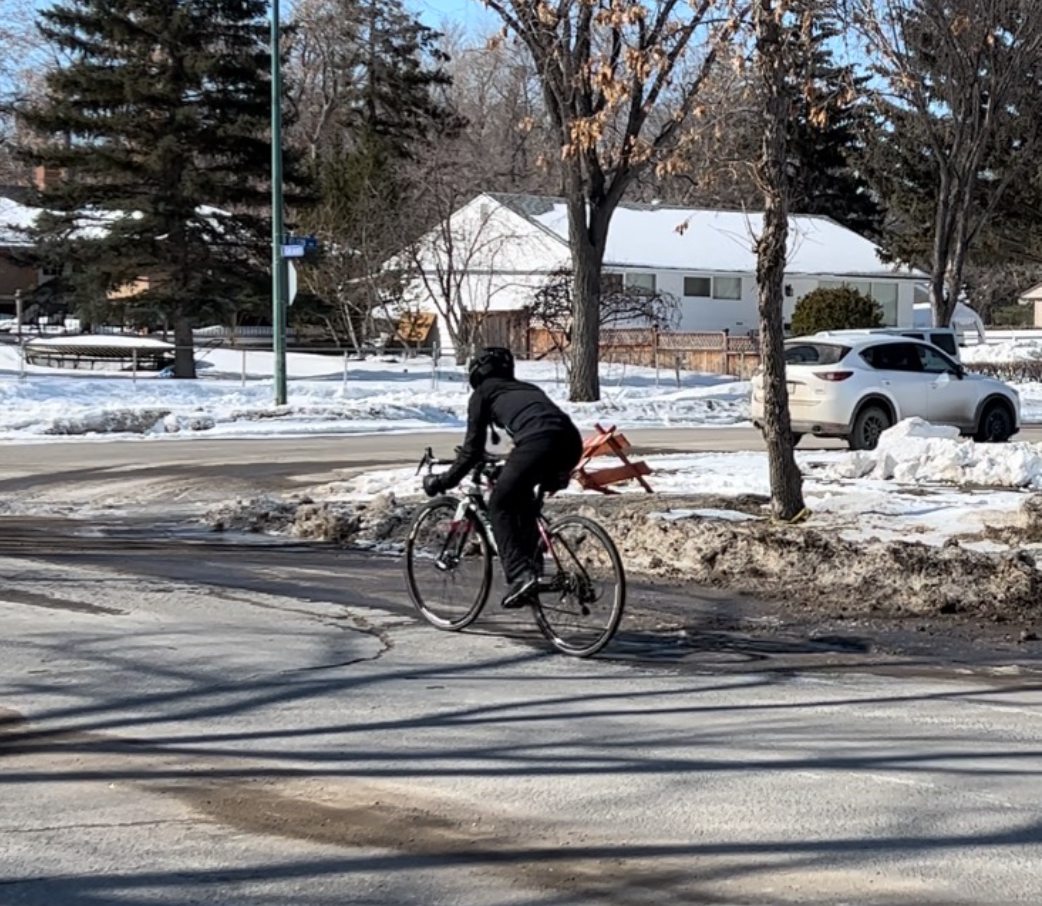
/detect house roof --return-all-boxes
[489,193,922,279]
[0,194,238,247]
[0,195,39,247]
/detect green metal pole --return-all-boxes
[271,0,287,405]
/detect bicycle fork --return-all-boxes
[437,499,495,572]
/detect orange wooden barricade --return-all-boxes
[572,423,654,494]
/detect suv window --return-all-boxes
[784,343,849,365]
[928,332,958,355]
[916,343,959,374]
[860,342,924,372]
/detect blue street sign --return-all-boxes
[283,234,319,248]
[281,244,305,258]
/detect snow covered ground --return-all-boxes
[2,334,1041,558]
[0,344,748,441]
[1,331,1042,441]
[316,419,1042,551]
[961,330,1042,364]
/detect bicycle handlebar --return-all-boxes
[416,447,503,484]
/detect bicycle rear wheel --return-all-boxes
[405,497,492,630]
[533,514,626,657]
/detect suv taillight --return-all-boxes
[814,370,854,382]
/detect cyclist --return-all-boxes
[423,347,583,608]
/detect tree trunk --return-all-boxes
[566,194,609,402]
[754,0,805,521]
[930,176,956,328]
[172,315,196,379]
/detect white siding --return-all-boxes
[403,195,567,355]
[614,269,918,334]
[401,195,921,351]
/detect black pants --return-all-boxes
[489,429,583,583]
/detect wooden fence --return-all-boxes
[527,327,762,378]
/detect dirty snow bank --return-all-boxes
[606,497,1042,619]
[203,425,1042,620]
[830,418,1042,490]
[205,484,1042,621]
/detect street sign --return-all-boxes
[281,244,305,258]
[287,261,298,306]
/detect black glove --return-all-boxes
[423,474,446,498]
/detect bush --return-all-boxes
[965,360,1042,382]
[790,286,884,336]
[990,304,1035,328]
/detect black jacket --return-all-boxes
[440,376,578,488]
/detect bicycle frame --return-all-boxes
[420,447,561,577]
[410,445,626,655]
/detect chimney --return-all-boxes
[33,166,64,191]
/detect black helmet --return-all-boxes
[468,346,515,389]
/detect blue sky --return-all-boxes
[409,0,497,32]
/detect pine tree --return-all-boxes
[785,17,884,238]
[18,0,292,377]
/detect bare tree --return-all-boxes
[752,0,809,521]
[438,29,561,196]
[406,191,529,362]
[525,266,680,365]
[284,0,364,164]
[478,0,747,402]
[845,0,1042,328]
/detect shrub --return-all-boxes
[965,360,1042,382]
[790,286,884,336]
[990,304,1035,328]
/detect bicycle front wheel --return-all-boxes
[534,514,626,657]
[404,497,492,631]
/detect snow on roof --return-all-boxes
[492,194,921,279]
[0,194,235,246]
[0,196,39,247]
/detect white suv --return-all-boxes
[812,327,963,361]
[750,335,1020,450]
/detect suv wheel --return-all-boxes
[975,401,1014,443]
[848,405,891,451]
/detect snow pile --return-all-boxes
[206,485,1042,619]
[830,418,1042,490]
[962,338,1042,364]
[207,490,409,545]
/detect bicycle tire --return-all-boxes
[404,496,493,631]
[533,514,626,657]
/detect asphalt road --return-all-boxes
[3,429,1042,903]
[2,522,1042,905]
[0,428,792,514]
[2,426,1042,513]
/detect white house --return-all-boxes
[405,193,923,355]
[1017,281,1042,328]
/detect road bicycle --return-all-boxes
[404,447,626,657]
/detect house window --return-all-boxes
[602,273,624,293]
[713,276,742,300]
[684,275,742,300]
[625,273,657,293]
[871,282,899,325]
[684,276,711,297]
